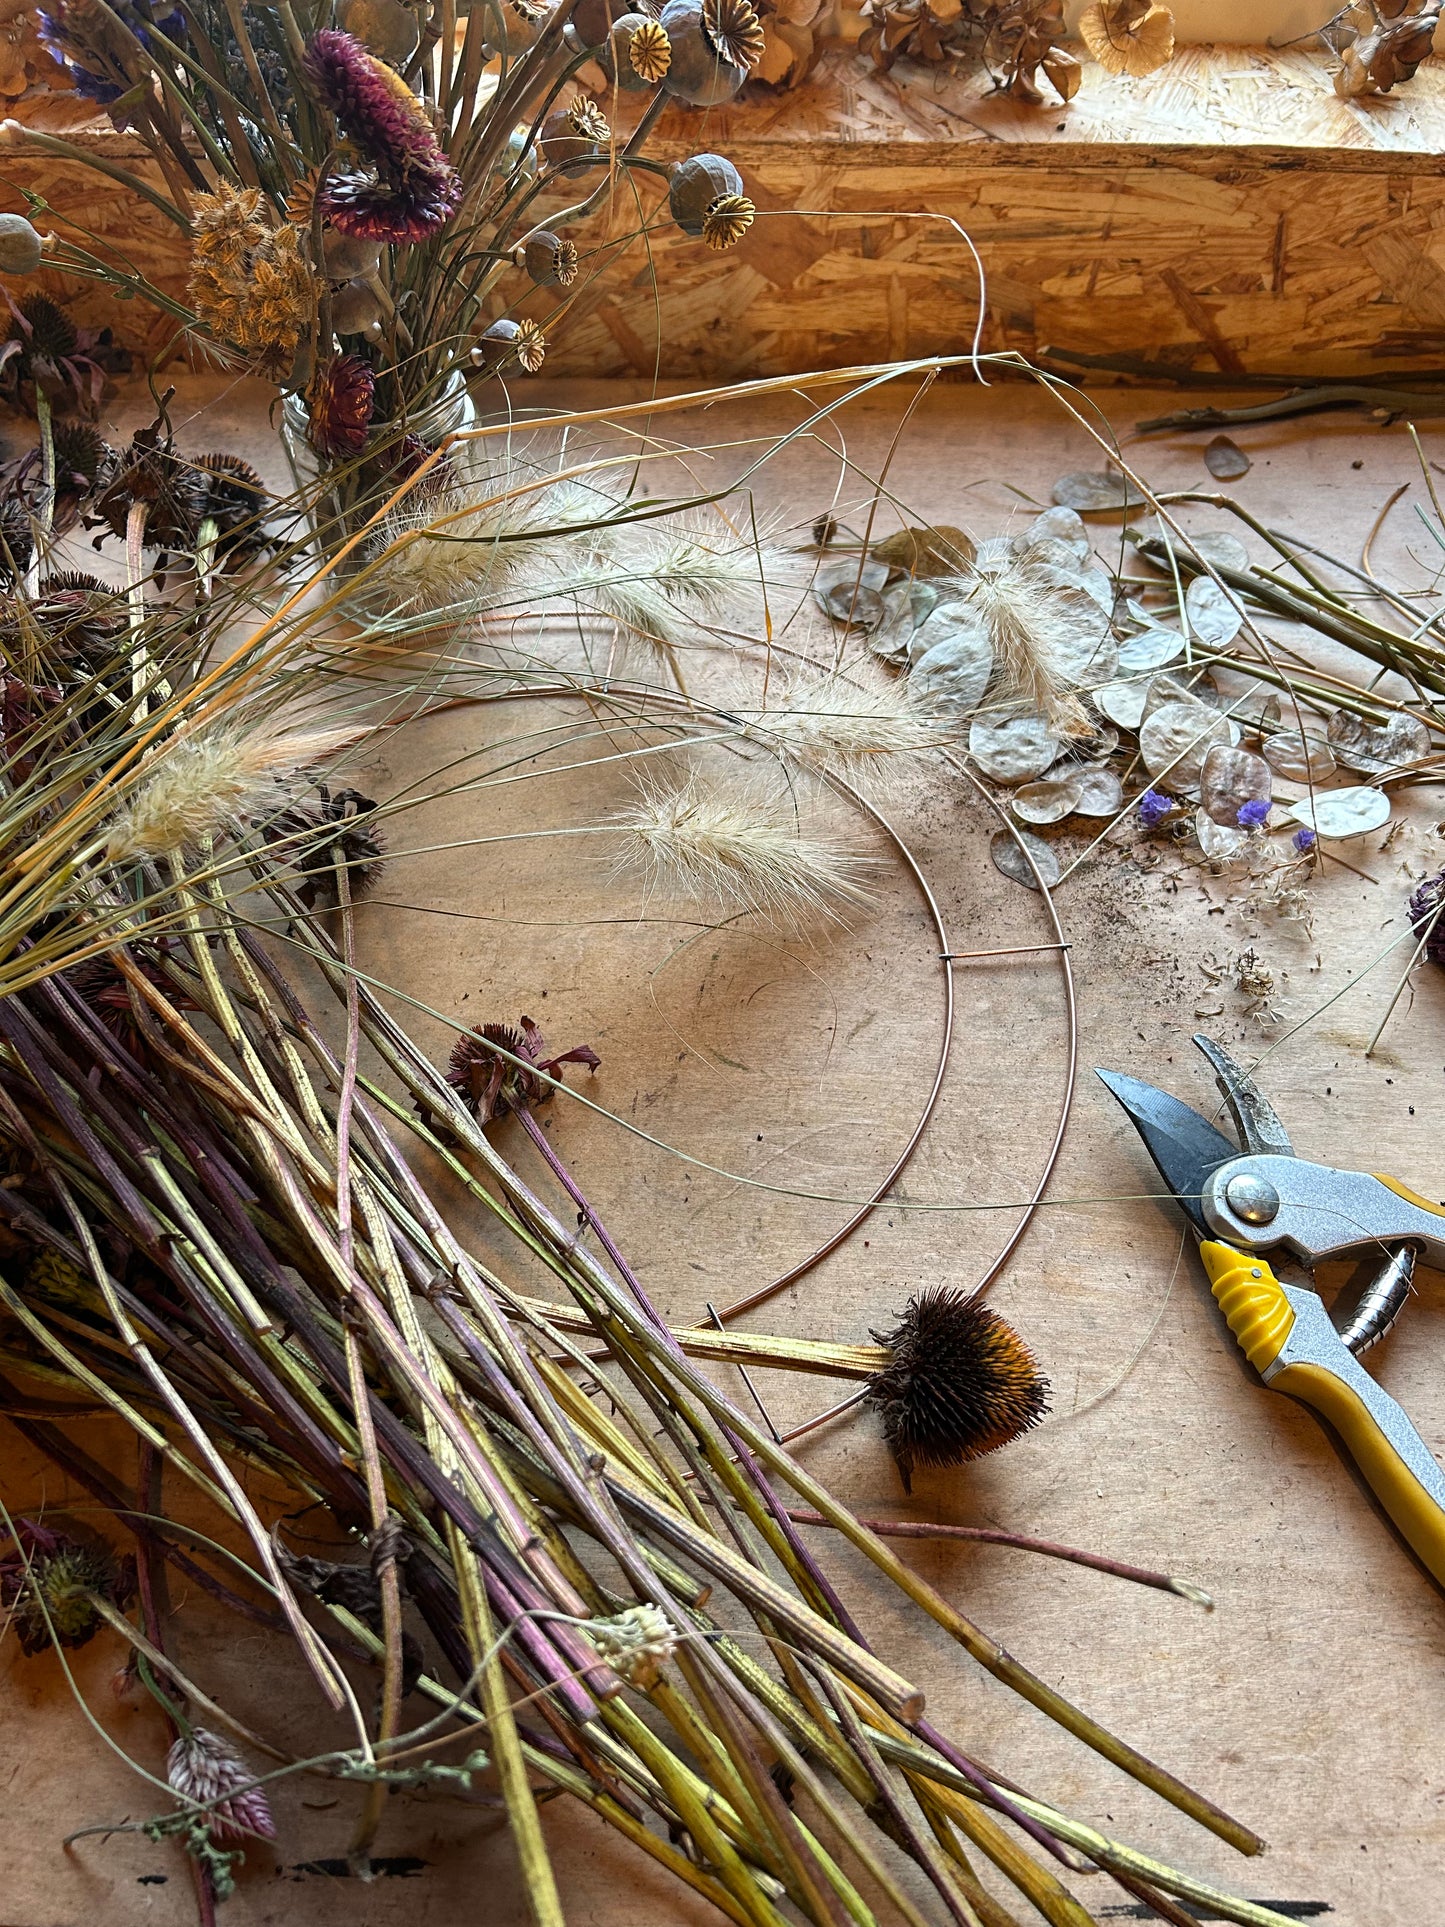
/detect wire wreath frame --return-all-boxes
[386,680,1077,1447]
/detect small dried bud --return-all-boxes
[519,230,578,288]
[587,1604,677,1687]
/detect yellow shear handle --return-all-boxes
[1200,1241,1445,1589]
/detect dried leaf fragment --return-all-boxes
[1078,0,1175,77]
[1052,469,1146,514]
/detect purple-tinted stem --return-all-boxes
[911,1715,1076,1869]
[514,1107,867,1645]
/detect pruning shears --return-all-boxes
[1098,1035,1445,1587]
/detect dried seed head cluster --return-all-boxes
[865,1289,1050,1490]
[587,1604,677,1687]
[188,185,316,373]
[0,1518,134,1655]
[614,772,874,928]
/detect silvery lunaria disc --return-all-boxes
[969,710,1062,783]
[1287,786,1391,839]
[990,826,1060,890]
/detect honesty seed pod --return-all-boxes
[658,0,760,104]
[668,153,755,251]
[0,213,43,275]
[518,230,579,289]
[603,12,672,87]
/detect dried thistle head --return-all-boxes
[864,1290,1050,1491]
[444,1014,599,1124]
[1,1517,135,1655]
[613,771,874,928]
[166,1729,276,1844]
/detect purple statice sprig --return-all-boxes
[1408,868,1445,967]
[1292,826,1316,856]
[38,0,184,121]
[1137,788,1173,830]
[1236,798,1271,831]
[303,29,462,243]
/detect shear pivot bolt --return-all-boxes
[1225,1172,1279,1225]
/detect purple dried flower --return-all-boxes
[304,29,462,242]
[1292,826,1316,855]
[38,0,184,122]
[1408,869,1445,967]
[1137,788,1172,829]
[166,1728,275,1844]
[1236,798,1271,830]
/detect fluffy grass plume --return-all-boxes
[743,667,953,778]
[613,770,873,927]
[107,719,356,860]
[967,553,1090,736]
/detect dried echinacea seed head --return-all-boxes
[443,1015,599,1125]
[657,0,750,103]
[702,192,754,251]
[668,153,747,239]
[864,1289,1050,1492]
[604,12,671,87]
[519,230,579,288]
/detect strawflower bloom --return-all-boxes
[1137,787,1172,829]
[304,29,462,242]
[1236,798,1271,830]
[306,352,374,459]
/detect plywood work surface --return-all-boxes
[4,372,1445,1925]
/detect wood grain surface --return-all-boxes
[3,371,1444,1925]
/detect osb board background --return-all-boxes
[7,46,1445,376]
[3,369,1445,1924]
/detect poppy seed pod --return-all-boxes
[471,317,520,372]
[518,230,578,289]
[322,230,382,281]
[0,213,43,275]
[602,12,671,88]
[538,101,608,166]
[658,0,757,103]
[330,276,386,334]
[571,0,629,47]
[668,153,745,237]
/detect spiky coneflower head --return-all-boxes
[191,452,275,559]
[1409,870,1445,966]
[306,352,375,460]
[444,1014,599,1124]
[262,786,386,908]
[51,419,114,492]
[0,495,33,586]
[865,1290,1050,1491]
[743,669,952,779]
[15,290,77,365]
[93,409,210,551]
[304,28,462,242]
[166,1729,275,1844]
[29,570,126,666]
[613,772,874,929]
[0,1518,134,1655]
[106,718,357,861]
